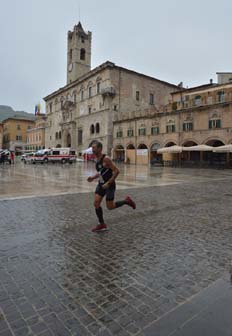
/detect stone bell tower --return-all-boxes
[67,22,92,84]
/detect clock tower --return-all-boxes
[67,22,92,84]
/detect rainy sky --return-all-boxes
[0,0,231,113]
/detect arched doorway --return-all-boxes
[165,141,177,147]
[150,143,161,163]
[206,139,224,147]
[67,134,71,148]
[163,142,178,164]
[182,140,199,162]
[137,144,148,165]
[205,139,226,165]
[126,144,135,164]
[114,145,125,162]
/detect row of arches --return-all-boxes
[113,138,230,165]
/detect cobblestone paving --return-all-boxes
[0,178,232,335]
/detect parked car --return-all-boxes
[21,152,35,162]
[24,149,49,164]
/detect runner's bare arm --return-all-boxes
[87,172,100,182]
[102,156,119,188]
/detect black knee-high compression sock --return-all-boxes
[115,200,127,208]
[95,207,104,224]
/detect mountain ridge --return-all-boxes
[0,105,35,122]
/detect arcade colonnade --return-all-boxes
[113,137,231,165]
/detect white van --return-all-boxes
[47,148,76,164]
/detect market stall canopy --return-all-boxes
[213,144,232,153]
[157,145,182,154]
[182,145,213,151]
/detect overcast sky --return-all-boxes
[0,0,231,113]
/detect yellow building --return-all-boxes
[2,117,35,154]
[26,114,46,151]
[0,123,3,149]
[113,73,232,166]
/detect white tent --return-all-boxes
[157,145,182,154]
[182,145,213,151]
[82,147,93,154]
[213,144,232,153]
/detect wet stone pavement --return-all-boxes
[0,165,232,335]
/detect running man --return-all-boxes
[87,140,136,232]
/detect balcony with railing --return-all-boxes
[101,87,116,97]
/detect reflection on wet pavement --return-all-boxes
[1,161,232,200]
[0,162,232,335]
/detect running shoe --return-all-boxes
[92,223,107,232]
[125,196,136,209]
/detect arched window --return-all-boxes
[55,132,58,140]
[96,123,100,133]
[90,124,95,134]
[59,131,62,139]
[80,48,86,60]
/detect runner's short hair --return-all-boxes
[92,140,102,149]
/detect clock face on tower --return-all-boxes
[68,63,73,72]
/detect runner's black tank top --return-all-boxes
[96,155,114,185]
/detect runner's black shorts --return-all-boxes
[95,183,116,201]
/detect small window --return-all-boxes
[116,130,123,138]
[78,129,83,145]
[217,91,225,103]
[166,125,175,133]
[183,122,193,132]
[88,106,92,114]
[80,48,86,60]
[97,82,101,94]
[96,123,100,133]
[81,90,84,101]
[114,105,117,111]
[90,124,95,134]
[209,119,221,129]
[151,127,159,135]
[49,102,53,113]
[194,95,202,106]
[127,129,134,137]
[52,151,60,155]
[136,91,140,101]
[17,124,21,130]
[149,93,154,105]
[89,87,92,98]
[138,128,146,136]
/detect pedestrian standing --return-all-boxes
[10,151,15,164]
